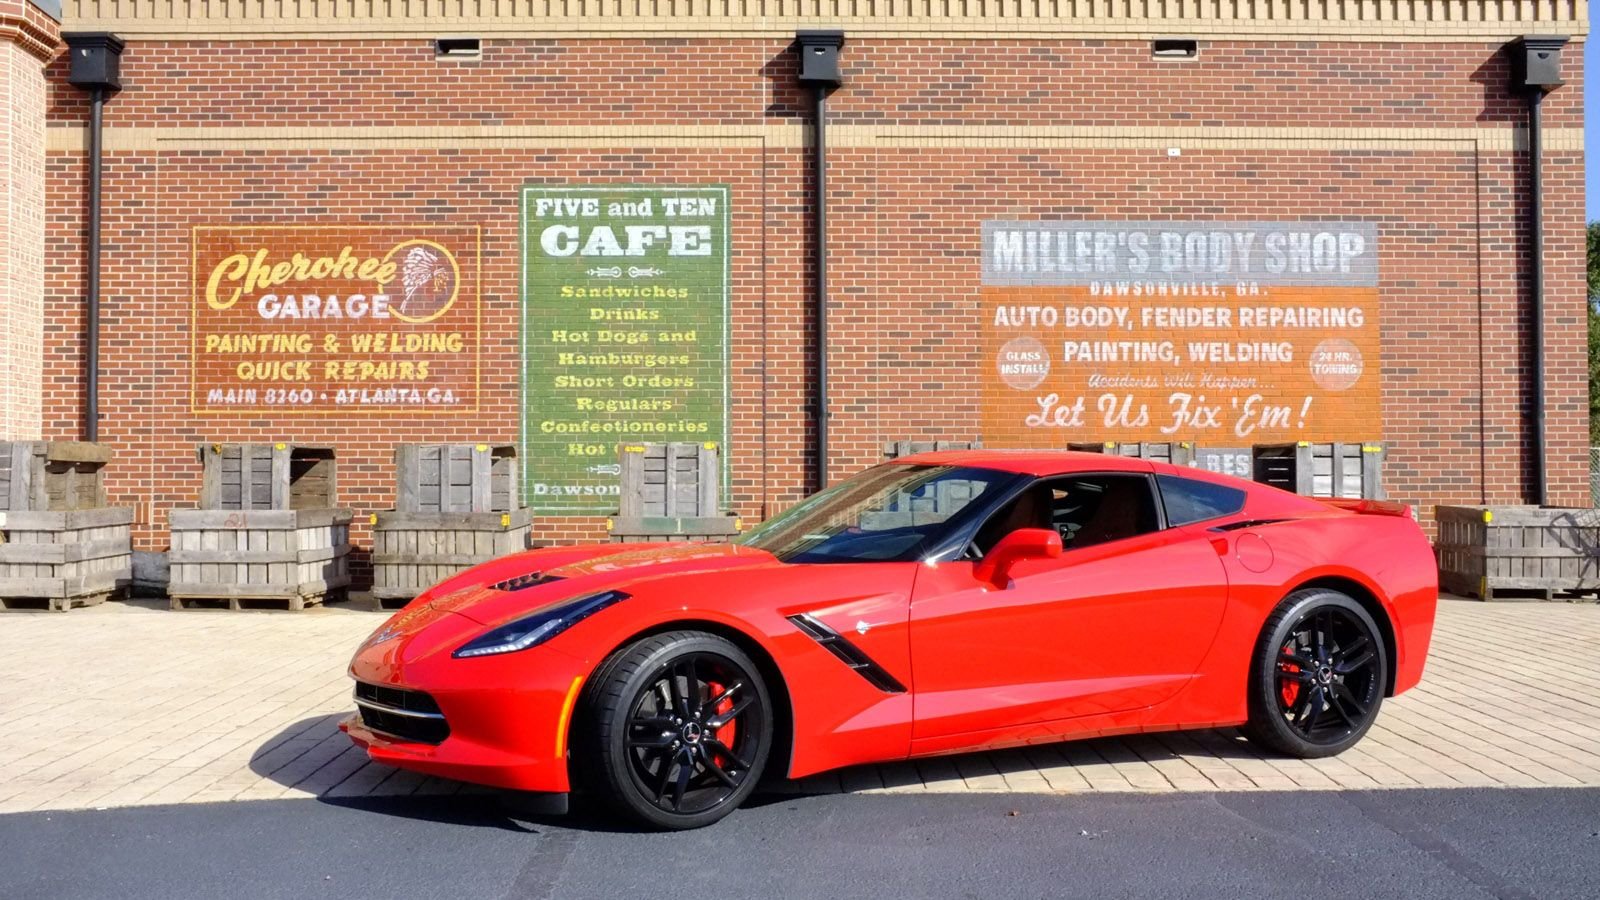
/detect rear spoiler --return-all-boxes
[1318,498,1413,518]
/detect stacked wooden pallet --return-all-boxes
[609,442,740,543]
[370,444,530,609]
[168,443,352,611]
[0,442,132,612]
[1436,505,1600,601]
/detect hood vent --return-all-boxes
[490,572,565,592]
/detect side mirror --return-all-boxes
[972,527,1062,590]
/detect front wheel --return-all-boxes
[580,631,773,830]
[1243,589,1387,758]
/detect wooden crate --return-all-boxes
[0,508,133,611]
[612,442,738,542]
[1252,442,1385,499]
[198,443,337,511]
[882,439,982,459]
[1436,505,1600,601]
[618,441,721,519]
[394,443,517,514]
[371,508,533,605]
[168,508,352,610]
[1,442,111,512]
[1068,441,1195,466]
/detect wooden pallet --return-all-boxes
[0,589,117,613]
[395,444,518,514]
[1437,505,1600,602]
[363,592,411,612]
[371,508,531,602]
[169,588,347,612]
[167,508,352,611]
[0,508,133,611]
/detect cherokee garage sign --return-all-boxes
[191,224,482,413]
[521,185,730,514]
[981,220,1379,444]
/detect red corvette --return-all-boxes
[342,451,1437,829]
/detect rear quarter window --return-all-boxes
[1157,474,1247,526]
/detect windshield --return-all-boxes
[735,464,1018,563]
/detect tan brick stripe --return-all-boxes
[42,124,1584,152]
[58,0,1593,42]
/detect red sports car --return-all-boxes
[342,451,1437,829]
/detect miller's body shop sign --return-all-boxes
[191,225,481,413]
[981,220,1379,444]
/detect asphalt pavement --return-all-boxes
[1,787,1596,900]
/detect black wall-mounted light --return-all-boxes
[1507,35,1567,506]
[63,32,125,444]
[796,30,844,491]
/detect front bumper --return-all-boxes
[342,613,589,793]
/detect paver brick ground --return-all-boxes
[1,597,1596,813]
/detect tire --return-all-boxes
[578,631,773,830]
[1242,589,1388,759]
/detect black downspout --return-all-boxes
[87,87,104,443]
[796,31,844,492]
[1508,35,1567,506]
[812,83,830,489]
[63,32,125,444]
[1527,88,1545,506]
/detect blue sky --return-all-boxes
[1588,40,1597,222]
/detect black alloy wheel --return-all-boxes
[580,631,772,829]
[1244,589,1387,758]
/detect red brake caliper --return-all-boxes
[1279,643,1301,708]
[705,680,737,761]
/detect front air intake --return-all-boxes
[353,683,450,744]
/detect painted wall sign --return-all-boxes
[980,221,1379,444]
[1190,447,1254,479]
[191,224,482,413]
[520,185,730,515]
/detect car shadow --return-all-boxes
[250,714,834,834]
[252,715,1276,833]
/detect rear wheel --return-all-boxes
[580,631,772,830]
[1243,589,1387,758]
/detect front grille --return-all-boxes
[353,682,450,744]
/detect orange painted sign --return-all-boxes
[980,221,1379,444]
[191,225,481,413]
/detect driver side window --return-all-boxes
[972,474,1160,557]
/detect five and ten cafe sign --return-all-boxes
[192,225,482,412]
[521,185,730,515]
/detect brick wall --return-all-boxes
[0,0,58,441]
[35,36,1588,571]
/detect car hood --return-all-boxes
[427,541,785,627]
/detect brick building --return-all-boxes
[0,1,1589,573]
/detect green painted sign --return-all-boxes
[520,185,730,514]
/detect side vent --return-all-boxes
[490,572,564,592]
[1208,519,1289,533]
[787,613,907,693]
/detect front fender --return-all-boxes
[546,564,919,779]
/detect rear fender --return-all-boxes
[1175,514,1436,722]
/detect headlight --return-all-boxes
[452,590,629,659]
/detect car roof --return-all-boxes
[893,449,1166,477]
[892,449,1332,516]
